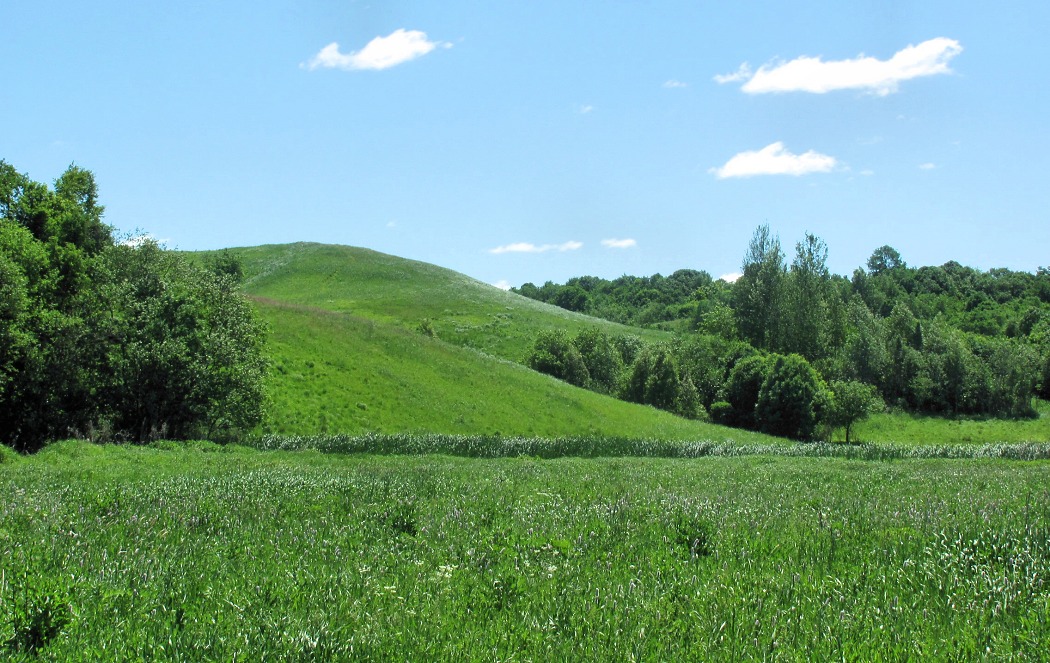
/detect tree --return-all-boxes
[96,239,268,441]
[527,330,589,387]
[733,225,785,351]
[783,232,832,360]
[572,328,623,394]
[719,353,771,429]
[826,380,882,443]
[866,245,905,276]
[1,162,269,449]
[755,354,827,441]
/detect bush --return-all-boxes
[755,354,827,441]
[721,354,770,429]
[527,330,589,387]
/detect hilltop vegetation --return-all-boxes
[515,226,1050,440]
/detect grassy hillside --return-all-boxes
[256,297,770,440]
[225,242,668,362]
[186,243,771,440]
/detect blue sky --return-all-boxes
[3,1,1048,288]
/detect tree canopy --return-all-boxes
[0,161,267,451]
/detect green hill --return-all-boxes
[195,243,775,442]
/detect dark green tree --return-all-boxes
[719,353,771,429]
[572,328,623,394]
[527,330,589,387]
[755,354,828,441]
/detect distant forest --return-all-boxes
[516,226,1050,439]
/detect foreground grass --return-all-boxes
[2,441,1048,660]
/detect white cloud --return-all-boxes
[493,280,512,291]
[717,37,962,96]
[489,241,583,255]
[306,29,449,71]
[577,104,595,114]
[713,63,752,84]
[919,162,936,170]
[711,142,837,179]
[663,79,688,88]
[601,238,637,249]
[719,272,743,283]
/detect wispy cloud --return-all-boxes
[577,104,595,114]
[711,142,837,179]
[601,238,637,249]
[489,241,583,255]
[719,272,743,283]
[305,29,450,71]
[716,37,962,96]
[663,79,688,89]
[919,162,936,170]
[713,64,752,84]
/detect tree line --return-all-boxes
[521,225,1049,440]
[1,161,267,452]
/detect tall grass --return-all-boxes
[2,441,1048,660]
[247,432,1050,460]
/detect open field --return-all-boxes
[2,440,1048,660]
[855,400,1050,446]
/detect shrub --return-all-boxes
[755,354,827,441]
[526,330,589,387]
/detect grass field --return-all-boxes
[2,440,1048,660]
[854,400,1050,446]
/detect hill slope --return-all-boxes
[196,243,775,441]
[229,242,668,362]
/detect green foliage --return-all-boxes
[755,354,828,441]
[733,224,785,351]
[571,327,623,393]
[4,572,73,654]
[101,240,268,441]
[527,330,590,387]
[515,269,713,328]
[0,162,267,450]
[720,354,771,429]
[826,380,883,443]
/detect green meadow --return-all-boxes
[3,242,1048,660]
[2,441,1048,660]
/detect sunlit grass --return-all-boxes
[2,441,1048,660]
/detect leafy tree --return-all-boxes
[527,330,589,387]
[572,328,623,394]
[733,225,785,351]
[553,285,589,312]
[100,240,268,441]
[755,354,827,441]
[0,162,269,450]
[826,380,882,443]
[720,353,771,430]
[866,245,905,276]
[783,232,832,360]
